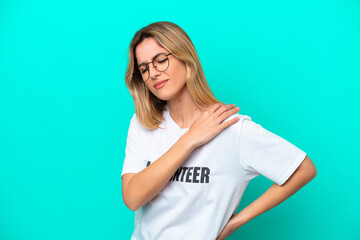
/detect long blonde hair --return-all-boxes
[125,21,220,130]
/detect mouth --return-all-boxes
[154,79,169,89]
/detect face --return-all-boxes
[135,37,188,101]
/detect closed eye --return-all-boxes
[140,68,148,74]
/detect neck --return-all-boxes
[166,86,206,129]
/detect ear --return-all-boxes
[186,63,192,81]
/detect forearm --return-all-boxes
[233,156,317,227]
[126,132,196,211]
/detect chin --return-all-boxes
[149,83,186,102]
[153,93,173,101]
[147,88,168,101]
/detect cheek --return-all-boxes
[145,82,155,92]
[170,61,187,82]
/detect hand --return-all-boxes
[185,103,240,149]
[216,213,243,240]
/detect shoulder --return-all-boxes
[130,113,138,124]
[128,113,138,126]
[228,113,252,122]
[127,113,142,133]
[224,113,253,128]
[128,113,154,134]
[221,113,253,137]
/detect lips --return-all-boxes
[154,79,168,88]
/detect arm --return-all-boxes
[217,155,317,240]
[122,132,195,211]
[234,155,317,227]
[122,103,240,211]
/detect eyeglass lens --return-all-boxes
[138,53,170,81]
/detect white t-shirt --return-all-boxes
[121,104,306,240]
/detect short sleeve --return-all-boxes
[121,114,147,178]
[238,115,307,185]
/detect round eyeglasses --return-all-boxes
[137,53,172,82]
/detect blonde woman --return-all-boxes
[121,21,317,240]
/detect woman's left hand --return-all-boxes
[216,213,242,240]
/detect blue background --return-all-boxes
[1,0,359,239]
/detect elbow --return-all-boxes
[293,155,317,185]
[312,164,317,177]
[303,155,317,181]
[310,165,317,180]
[308,157,317,179]
[122,174,143,211]
[305,162,317,183]
[123,195,141,211]
[125,202,140,212]
[123,192,143,211]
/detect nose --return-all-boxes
[148,62,161,80]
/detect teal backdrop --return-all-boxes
[1,0,359,239]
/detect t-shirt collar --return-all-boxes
[164,104,189,134]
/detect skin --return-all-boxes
[135,37,208,128]
[216,155,317,240]
[125,37,318,239]
[122,37,240,214]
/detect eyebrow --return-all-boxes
[138,52,168,67]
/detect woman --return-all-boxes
[121,21,317,240]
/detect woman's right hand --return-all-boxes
[185,103,240,149]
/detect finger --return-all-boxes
[209,102,224,113]
[215,103,236,117]
[219,116,240,130]
[217,106,240,123]
[213,103,226,113]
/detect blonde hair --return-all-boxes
[125,21,220,130]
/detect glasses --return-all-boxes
[137,53,172,82]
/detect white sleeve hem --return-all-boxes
[275,151,307,185]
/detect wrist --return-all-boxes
[233,210,251,228]
[181,131,197,151]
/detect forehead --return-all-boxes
[135,37,168,65]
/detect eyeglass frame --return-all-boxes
[135,53,173,82]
